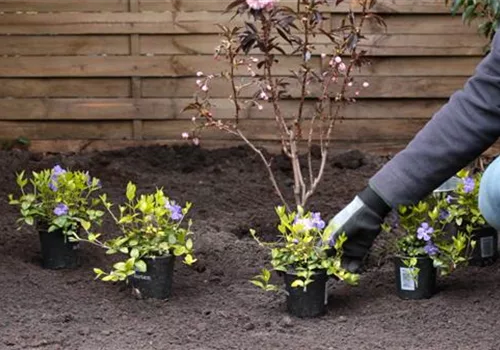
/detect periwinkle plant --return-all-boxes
[383,195,475,276]
[8,165,105,238]
[74,182,196,282]
[250,206,359,292]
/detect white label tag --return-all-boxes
[481,236,494,258]
[133,274,152,281]
[400,267,416,291]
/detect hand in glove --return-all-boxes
[326,185,392,273]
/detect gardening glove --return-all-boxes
[326,184,392,273]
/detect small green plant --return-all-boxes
[74,182,196,282]
[250,206,359,292]
[8,165,105,238]
[446,0,500,48]
[446,169,486,234]
[383,195,475,277]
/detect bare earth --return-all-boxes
[0,145,499,350]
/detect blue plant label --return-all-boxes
[400,267,416,291]
[480,236,494,258]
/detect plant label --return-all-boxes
[133,274,152,281]
[324,285,328,306]
[480,236,494,258]
[399,267,416,291]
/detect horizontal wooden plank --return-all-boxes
[142,76,468,98]
[141,118,429,141]
[0,78,131,97]
[0,13,477,35]
[21,139,500,157]
[0,119,432,142]
[0,98,447,120]
[140,0,455,14]
[0,56,482,77]
[0,0,128,12]
[140,33,486,56]
[0,35,129,56]
[0,120,132,139]
[0,12,175,34]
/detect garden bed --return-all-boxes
[1,145,499,350]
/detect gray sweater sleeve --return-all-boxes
[369,30,500,207]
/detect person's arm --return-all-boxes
[370,29,500,207]
[328,29,500,272]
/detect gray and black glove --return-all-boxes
[326,185,391,273]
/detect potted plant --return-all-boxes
[8,165,105,269]
[447,169,498,266]
[250,206,359,318]
[383,196,475,300]
[75,182,196,300]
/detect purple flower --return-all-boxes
[53,203,69,216]
[446,195,453,204]
[417,222,433,241]
[424,242,439,256]
[463,177,475,194]
[292,238,299,244]
[439,209,449,221]
[165,201,183,221]
[295,218,314,231]
[49,165,66,192]
[49,181,58,192]
[311,212,326,230]
[52,165,66,176]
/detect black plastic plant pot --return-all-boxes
[130,255,176,300]
[394,256,436,300]
[284,270,327,318]
[38,227,80,269]
[470,225,498,267]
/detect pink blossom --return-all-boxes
[201,85,209,92]
[192,138,200,146]
[334,56,342,63]
[196,71,203,77]
[196,79,203,86]
[181,132,189,139]
[338,62,346,72]
[321,53,327,58]
[257,104,263,110]
[362,81,369,88]
[260,91,268,100]
[347,82,353,87]
[246,0,277,10]
[355,91,360,96]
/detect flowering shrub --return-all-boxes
[8,165,104,238]
[383,196,475,276]
[250,206,359,292]
[446,169,486,234]
[74,182,196,282]
[183,0,385,210]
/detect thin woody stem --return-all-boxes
[229,46,241,123]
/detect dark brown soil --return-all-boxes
[1,145,499,350]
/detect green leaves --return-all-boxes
[8,166,105,238]
[89,182,197,284]
[134,259,147,273]
[249,206,360,294]
[126,182,136,201]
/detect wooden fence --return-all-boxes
[0,0,489,154]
